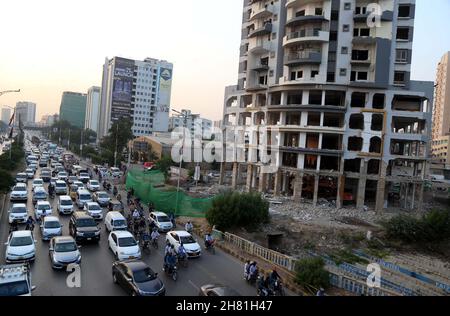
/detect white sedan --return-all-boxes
[108,231,141,261]
[4,231,37,263]
[32,179,44,191]
[166,231,202,258]
[83,202,103,220]
[87,180,100,192]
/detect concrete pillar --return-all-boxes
[267,174,274,193]
[375,162,387,213]
[231,162,238,189]
[357,160,367,209]
[293,173,303,202]
[404,183,409,209]
[274,170,282,196]
[313,175,319,206]
[259,172,267,193]
[336,175,345,209]
[246,164,253,192]
[251,166,258,190]
[219,162,226,185]
[411,183,416,210]
[417,183,424,212]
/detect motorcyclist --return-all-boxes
[316,288,326,296]
[268,269,282,289]
[248,262,258,282]
[257,273,271,296]
[164,252,177,273]
[113,186,118,197]
[185,221,194,233]
[9,220,18,233]
[244,260,251,280]
[204,233,214,249]
[25,216,35,231]
[178,243,187,261]
[48,183,55,198]
[132,208,141,220]
[151,229,160,243]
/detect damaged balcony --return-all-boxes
[390,139,427,159]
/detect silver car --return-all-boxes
[49,236,81,269]
[40,216,62,241]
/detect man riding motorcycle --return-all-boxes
[25,216,35,231]
[185,221,194,234]
[204,233,214,249]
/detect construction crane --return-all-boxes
[0,89,20,97]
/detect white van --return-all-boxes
[76,189,92,209]
[104,212,127,232]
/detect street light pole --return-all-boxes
[114,122,119,167]
[80,130,84,158]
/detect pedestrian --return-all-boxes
[244,260,250,280]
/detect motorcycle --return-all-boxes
[246,269,259,285]
[140,234,151,254]
[205,240,216,255]
[151,237,159,249]
[177,253,189,268]
[163,263,178,281]
[271,280,285,296]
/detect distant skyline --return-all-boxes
[0,0,449,122]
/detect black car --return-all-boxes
[199,284,241,296]
[69,212,101,243]
[112,260,165,296]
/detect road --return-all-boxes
[0,155,259,296]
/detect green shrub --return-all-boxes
[206,191,269,231]
[0,169,15,193]
[294,257,330,290]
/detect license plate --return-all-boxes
[129,256,135,259]
[87,238,92,241]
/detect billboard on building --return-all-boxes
[112,57,134,120]
[153,67,172,131]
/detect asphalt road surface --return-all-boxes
[0,162,259,296]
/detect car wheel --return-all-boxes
[131,291,137,297]
[112,272,118,284]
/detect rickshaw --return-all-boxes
[69,184,79,201]
[108,200,125,215]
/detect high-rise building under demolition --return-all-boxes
[221,0,434,212]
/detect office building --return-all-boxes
[98,56,173,141]
[85,86,101,133]
[1,108,11,124]
[221,0,434,212]
[59,92,87,129]
[15,102,36,126]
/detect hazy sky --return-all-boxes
[0,0,449,122]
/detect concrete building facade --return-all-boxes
[59,92,87,129]
[431,52,450,165]
[98,56,173,142]
[1,108,11,124]
[221,0,433,212]
[15,102,36,126]
[85,86,101,133]
[169,109,213,139]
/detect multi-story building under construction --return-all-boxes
[220,0,434,212]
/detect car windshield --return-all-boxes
[90,181,99,185]
[113,219,126,227]
[55,242,77,252]
[89,205,101,211]
[61,200,72,206]
[98,193,109,199]
[0,281,30,296]
[157,216,170,223]
[133,267,157,283]
[180,235,196,244]
[59,173,67,176]
[80,173,89,177]
[17,174,26,178]
[118,237,137,247]
[35,192,46,198]
[33,180,43,184]
[77,219,96,227]
[80,194,91,200]
[44,221,60,229]
[14,187,26,192]
[12,207,27,214]
[42,172,50,176]
[56,183,65,188]
[10,236,33,247]
[38,204,51,211]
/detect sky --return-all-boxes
[0,0,449,122]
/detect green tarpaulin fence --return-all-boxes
[126,169,213,218]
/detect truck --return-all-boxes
[0,263,36,296]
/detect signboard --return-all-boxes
[112,57,134,120]
[153,67,172,131]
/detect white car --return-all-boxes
[9,204,28,224]
[55,180,67,195]
[149,212,173,233]
[32,179,44,191]
[57,172,68,181]
[4,231,36,263]
[108,231,141,261]
[10,183,28,202]
[83,202,103,220]
[87,180,100,192]
[34,201,53,219]
[110,167,123,178]
[49,237,81,270]
[94,191,110,207]
[25,168,35,179]
[166,231,202,258]
[78,172,90,184]
[73,181,85,190]
[104,212,127,232]
[40,216,63,241]
[57,195,74,215]
[16,173,28,183]
[76,189,92,209]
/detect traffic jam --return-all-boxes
[0,134,253,297]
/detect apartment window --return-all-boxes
[398,5,411,18]
[350,71,368,81]
[394,72,406,85]
[355,7,367,15]
[396,49,409,63]
[327,72,335,82]
[296,10,306,17]
[352,50,369,61]
[343,24,350,32]
[354,28,370,37]
[339,68,347,76]
[341,47,349,54]
[311,70,319,78]
[344,3,351,10]
[330,31,338,41]
[315,8,323,15]
[290,71,303,80]
[396,27,410,40]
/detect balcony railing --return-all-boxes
[248,23,273,39]
[287,29,320,40]
[285,51,322,66]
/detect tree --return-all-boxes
[206,191,269,231]
[294,257,330,291]
[155,156,174,180]
[99,118,133,165]
[0,169,14,193]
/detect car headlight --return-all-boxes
[94,231,100,236]
[76,232,84,236]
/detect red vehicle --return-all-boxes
[143,162,154,170]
